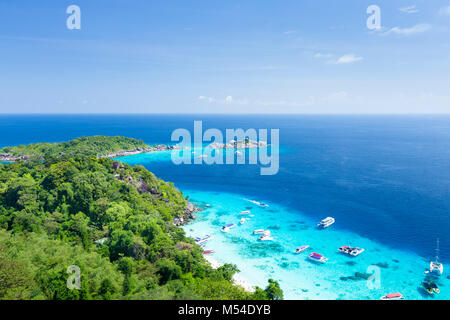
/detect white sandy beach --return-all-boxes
[204,255,255,293]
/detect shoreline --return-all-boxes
[204,255,256,293]
[1,141,268,162]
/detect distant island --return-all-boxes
[0,136,282,300]
[0,136,179,161]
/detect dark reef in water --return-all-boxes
[340,272,372,281]
[234,237,285,258]
[373,262,389,269]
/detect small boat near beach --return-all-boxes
[338,246,365,257]
[317,217,335,228]
[258,232,274,241]
[221,223,236,232]
[195,235,213,245]
[380,293,405,300]
[253,229,267,234]
[202,250,215,255]
[240,218,248,224]
[295,245,310,253]
[307,252,328,263]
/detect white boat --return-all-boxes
[258,233,274,241]
[240,218,247,224]
[307,252,328,263]
[253,229,267,234]
[317,217,335,228]
[338,246,365,257]
[194,235,213,245]
[221,223,236,232]
[239,210,251,215]
[245,199,269,208]
[427,239,444,276]
[380,293,404,300]
[295,245,310,253]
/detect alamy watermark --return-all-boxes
[66,265,81,290]
[66,5,81,30]
[366,265,381,289]
[366,5,381,30]
[170,121,279,175]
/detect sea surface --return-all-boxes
[1,114,450,299]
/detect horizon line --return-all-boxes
[1,113,450,116]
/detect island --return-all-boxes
[0,136,282,300]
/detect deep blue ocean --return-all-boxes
[1,114,449,299]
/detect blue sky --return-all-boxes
[0,0,449,114]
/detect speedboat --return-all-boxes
[307,252,328,263]
[338,246,365,257]
[258,233,274,241]
[253,229,267,234]
[317,217,335,228]
[380,293,404,300]
[295,245,310,253]
[221,223,236,232]
[202,250,215,254]
[195,235,213,245]
[239,210,251,215]
[245,199,269,208]
[422,280,440,295]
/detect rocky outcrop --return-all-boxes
[173,202,198,226]
[0,154,29,161]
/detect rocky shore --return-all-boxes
[98,144,180,159]
[0,153,28,161]
[173,202,198,227]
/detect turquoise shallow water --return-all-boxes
[180,189,450,300]
[117,148,450,300]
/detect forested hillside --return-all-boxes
[0,136,149,158]
[0,137,283,300]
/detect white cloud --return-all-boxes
[399,5,419,14]
[383,23,431,36]
[198,96,214,103]
[439,6,450,15]
[314,52,333,59]
[334,54,363,64]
